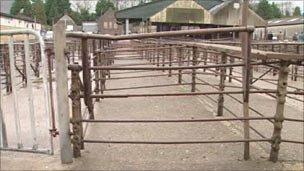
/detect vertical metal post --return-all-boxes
[9,36,23,149]
[162,49,165,72]
[203,51,207,72]
[153,43,156,65]
[100,53,106,94]
[24,35,38,149]
[178,47,182,84]
[241,0,251,161]
[187,48,190,66]
[54,22,73,164]
[46,49,56,136]
[156,42,160,67]
[70,64,83,157]
[82,38,94,119]
[269,61,289,162]
[168,45,172,77]
[0,66,8,147]
[229,56,234,82]
[3,48,12,93]
[191,46,198,92]
[217,52,227,116]
[94,52,101,102]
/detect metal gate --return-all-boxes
[0,29,53,154]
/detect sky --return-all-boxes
[252,0,304,11]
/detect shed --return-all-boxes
[116,0,266,37]
[98,9,123,35]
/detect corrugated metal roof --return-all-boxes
[268,16,304,26]
[116,0,176,20]
[116,0,226,20]
[0,12,36,23]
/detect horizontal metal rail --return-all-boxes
[81,117,274,123]
[66,26,255,40]
[284,118,304,122]
[83,138,271,144]
[281,139,304,144]
[104,83,193,91]
[86,90,284,99]
[96,46,183,53]
[89,61,280,71]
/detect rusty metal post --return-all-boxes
[178,47,183,84]
[294,65,298,81]
[168,45,172,77]
[21,44,27,85]
[0,70,8,147]
[100,53,106,94]
[229,56,234,82]
[203,51,207,72]
[46,49,57,136]
[33,43,40,77]
[157,44,160,67]
[191,46,198,92]
[215,54,219,77]
[70,64,83,157]
[152,43,156,65]
[78,43,81,61]
[81,38,94,119]
[94,53,100,102]
[187,48,190,66]
[162,49,165,72]
[217,52,227,116]
[269,61,289,162]
[3,49,12,93]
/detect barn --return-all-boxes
[253,16,304,41]
[116,0,266,39]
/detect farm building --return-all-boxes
[98,9,123,35]
[56,13,78,31]
[116,0,266,38]
[82,21,99,33]
[0,12,42,42]
[254,16,304,41]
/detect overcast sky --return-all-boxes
[252,0,304,11]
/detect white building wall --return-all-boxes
[0,15,41,31]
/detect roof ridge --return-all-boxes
[117,0,169,13]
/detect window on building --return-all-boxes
[103,22,108,29]
[114,23,118,29]
[109,21,112,29]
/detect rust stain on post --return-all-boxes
[269,61,290,162]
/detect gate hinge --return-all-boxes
[49,128,59,137]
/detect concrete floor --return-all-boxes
[1,50,303,170]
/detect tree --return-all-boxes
[69,11,82,25]
[10,0,32,17]
[45,0,71,25]
[271,2,282,19]
[285,10,291,17]
[293,6,301,16]
[95,0,115,17]
[255,0,273,20]
[32,0,47,24]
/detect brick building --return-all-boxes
[97,9,123,35]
